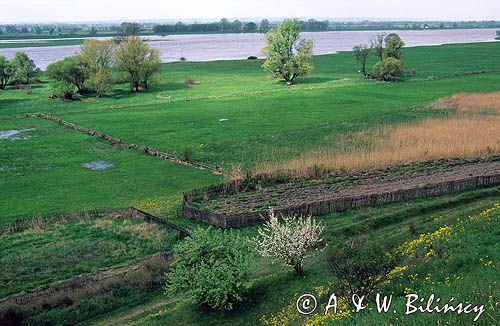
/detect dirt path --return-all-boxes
[200,157,500,214]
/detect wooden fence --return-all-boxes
[34,113,228,176]
[182,173,500,228]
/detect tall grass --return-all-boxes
[258,93,500,177]
[450,91,500,114]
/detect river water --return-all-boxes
[0,29,498,69]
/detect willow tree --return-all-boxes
[262,19,314,85]
[114,37,162,91]
[76,40,115,97]
[384,33,405,60]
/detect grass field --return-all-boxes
[0,41,499,325]
[0,118,220,222]
[0,215,177,298]
[2,43,499,172]
[0,39,85,48]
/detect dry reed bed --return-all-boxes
[258,92,500,177]
[445,91,500,114]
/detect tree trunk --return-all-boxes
[294,263,304,276]
[134,84,139,92]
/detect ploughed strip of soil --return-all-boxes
[200,157,500,214]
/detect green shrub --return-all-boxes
[165,227,251,310]
[372,57,405,81]
[328,238,397,298]
[49,81,77,100]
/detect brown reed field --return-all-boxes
[258,92,500,177]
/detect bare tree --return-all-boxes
[370,33,386,61]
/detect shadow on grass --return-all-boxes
[0,98,31,110]
[297,76,339,84]
[109,82,190,100]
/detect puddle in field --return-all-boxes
[0,128,36,140]
[82,161,114,171]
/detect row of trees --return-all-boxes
[46,37,161,99]
[354,33,406,81]
[0,52,40,89]
[153,18,329,35]
[154,19,272,34]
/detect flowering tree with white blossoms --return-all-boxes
[252,209,325,276]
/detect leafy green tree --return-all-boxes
[262,19,314,85]
[244,22,257,32]
[89,68,113,97]
[259,19,271,33]
[0,55,16,89]
[165,227,251,310]
[219,18,231,32]
[232,20,242,32]
[12,52,40,84]
[373,57,405,81]
[384,33,405,60]
[76,39,115,73]
[114,37,162,91]
[75,40,115,96]
[46,56,89,98]
[353,45,371,76]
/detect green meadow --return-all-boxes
[0,215,178,298]
[0,118,220,222]
[0,39,85,48]
[2,42,500,170]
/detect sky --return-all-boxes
[1,0,499,23]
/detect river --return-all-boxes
[0,29,498,69]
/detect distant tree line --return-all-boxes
[2,20,500,36]
[152,18,329,35]
[153,19,271,34]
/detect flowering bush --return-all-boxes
[252,210,325,276]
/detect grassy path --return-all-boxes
[92,296,177,326]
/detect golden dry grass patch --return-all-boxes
[431,92,500,114]
[257,114,500,176]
